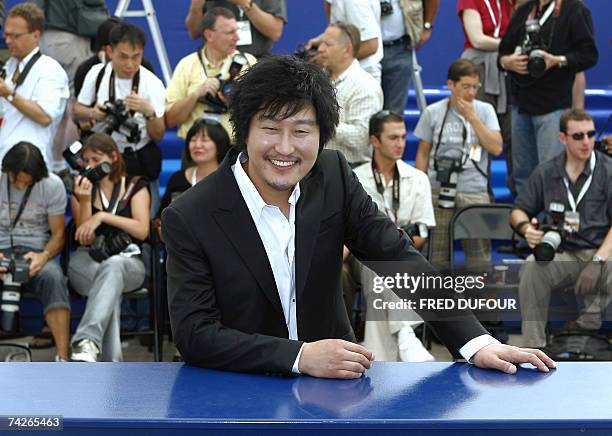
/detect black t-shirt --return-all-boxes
[156,170,192,218]
[498,0,598,115]
[513,151,612,250]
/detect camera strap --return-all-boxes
[93,180,121,215]
[108,68,140,116]
[371,160,400,226]
[115,176,144,215]
[563,151,596,212]
[6,181,33,249]
[12,51,42,90]
[433,101,469,171]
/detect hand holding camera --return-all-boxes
[501,52,529,75]
[523,217,544,249]
[75,213,105,246]
[197,77,221,100]
[22,250,49,277]
[124,91,155,118]
[73,174,93,201]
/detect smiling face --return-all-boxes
[560,119,596,163]
[188,129,217,165]
[244,105,320,204]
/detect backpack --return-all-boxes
[544,332,612,361]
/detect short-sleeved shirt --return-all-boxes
[514,150,612,251]
[0,48,69,172]
[165,48,256,139]
[457,0,514,49]
[414,97,500,193]
[354,160,436,229]
[202,0,287,58]
[77,63,166,152]
[0,173,67,251]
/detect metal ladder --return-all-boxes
[114,0,172,85]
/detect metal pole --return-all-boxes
[115,0,172,85]
[411,49,427,113]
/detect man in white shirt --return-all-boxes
[73,22,166,207]
[162,55,556,378]
[315,22,383,167]
[0,3,69,172]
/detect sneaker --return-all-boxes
[398,327,435,362]
[70,339,100,362]
[54,355,68,362]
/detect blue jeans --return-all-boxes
[381,43,413,115]
[511,107,565,195]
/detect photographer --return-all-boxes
[0,142,70,361]
[166,7,256,142]
[498,0,598,194]
[69,133,150,362]
[510,109,612,348]
[73,22,165,209]
[414,59,502,269]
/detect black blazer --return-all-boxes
[162,149,488,375]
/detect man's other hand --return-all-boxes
[524,217,544,249]
[575,261,603,295]
[0,252,6,274]
[23,251,49,277]
[299,339,374,379]
[472,343,556,374]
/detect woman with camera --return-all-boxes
[69,133,151,362]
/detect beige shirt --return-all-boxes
[165,48,257,139]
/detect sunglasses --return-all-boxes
[568,130,596,140]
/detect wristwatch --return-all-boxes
[592,255,605,264]
[423,21,433,30]
[558,55,568,68]
[6,90,15,103]
[241,0,253,12]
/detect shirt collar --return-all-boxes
[333,59,360,85]
[232,153,301,222]
[555,150,594,180]
[363,160,413,180]
[13,46,40,72]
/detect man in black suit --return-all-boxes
[162,55,555,378]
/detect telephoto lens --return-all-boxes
[1,274,22,333]
[438,172,458,209]
[533,230,562,261]
[82,162,112,184]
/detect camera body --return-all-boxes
[91,99,141,144]
[520,19,547,78]
[294,44,318,62]
[88,231,133,262]
[435,155,462,209]
[533,202,574,261]
[401,222,429,240]
[380,0,393,17]
[198,53,248,113]
[594,138,611,156]
[63,141,112,186]
[0,255,31,333]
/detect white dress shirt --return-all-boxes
[0,47,69,171]
[232,154,304,372]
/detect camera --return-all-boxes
[595,138,611,156]
[435,156,462,209]
[91,99,141,143]
[198,53,248,113]
[380,0,393,17]
[0,255,31,333]
[294,44,318,62]
[63,141,112,185]
[533,202,574,261]
[402,222,429,240]
[519,19,547,78]
[88,231,133,262]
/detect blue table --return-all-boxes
[1,362,611,435]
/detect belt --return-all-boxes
[383,34,410,47]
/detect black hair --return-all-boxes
[369,110,405,138]
[1,142,48,183]
[229,55,339,154]
[184,119,232,164]
[95,16,122,50]
[109,22,146,49]
[202,7,237,34]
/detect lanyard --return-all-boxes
[191,167,198,186]
[6,180,33,249]
[371,160,400,226]
[434,101,470,167]
[108,69,140,103]
[529,0,557,26]
[483,0,503,38]
[563,152,596,213]
[94,180,122,215]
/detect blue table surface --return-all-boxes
[1,362,611,430]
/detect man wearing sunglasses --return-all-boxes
[511,108,612,349]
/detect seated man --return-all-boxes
[162,55,555,378]
[414,58,503,270]
[315,21,383,168]
[166,7,256,143]
[0,142,70,361]
[511,108,612,348]
[351,110,436,362]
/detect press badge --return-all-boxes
[237,20,253,46]
[469,144,482,162]
[564,211,580,234]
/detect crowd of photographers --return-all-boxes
[0,0,609,362]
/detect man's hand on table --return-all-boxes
[472,343,556,374]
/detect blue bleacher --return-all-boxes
[157,88,612,201]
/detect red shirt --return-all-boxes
[457,0,515,49]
